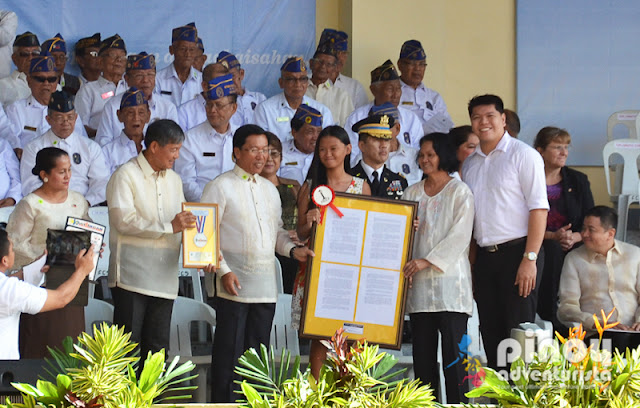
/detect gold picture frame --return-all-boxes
[182,202,219,268]
[300,193,418,349]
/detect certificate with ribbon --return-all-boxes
[182,202,219,268]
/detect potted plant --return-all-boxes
[236,328,438,408]
[1,323,196,408]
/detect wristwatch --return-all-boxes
[523,252,538,261]
[289,246,296,259]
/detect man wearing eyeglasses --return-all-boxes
[306,35,353,126]
[156,23,202,107]
[41,34,80,96]
[397,40,454,135]
[5,55,87,158]
[75,33,101,85]
[279,105,322,185]
[0,32,40,107]
[95,52,178,147]
[254,57,333,143]
[175,74,238,202]
[20,91,109,206]
[75,34,128,138]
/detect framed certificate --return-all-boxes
[182,202,219,268]
[300,193,418,349]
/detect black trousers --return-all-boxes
[211,297,276,403]
[111,287,174,361]
[473,240,544,369]
[537,239,570,334]
[410,311,469,404]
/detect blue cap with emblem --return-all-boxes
[197,37,204,52]
[172,22,198,43]
[14,31,39,47]
[399,39,426,61]
[100,34,126,55]
[41,33,66,54]
[205,74,236,100]
[370,102,399,123]
[126,52,156,71]
[217,51,241,70]
[49,90,74,113]
[293,104,322,127]
[370,59,400,84]
[29,55,56,74]
[281,56,307,73]
[120,87,148,109]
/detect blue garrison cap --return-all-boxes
[126,52,156,71]
[205,74,236,100]
[29,55,56,74]
[41,33,66,54]
[120,87,148,109]
[281,56,307,73]
[14,31,39,47]
[100,34,126,55]
[217,51,241,70]
[333,30,348,51]
[197,37,204,52]
[370,102,399,123]
[49,90,74,113]
[370,59,400,84]
[172,22,198,43]
[293,104,322,127]
[399,40,426,61]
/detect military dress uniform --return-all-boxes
[351,162,407,200]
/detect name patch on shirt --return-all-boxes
[101,91,114,100]
[24,125,37,132]
[203,152,215,157]
[276,116,289,122]
[285,161,298,166]
[402,101,413,105]
[161,90,172,95]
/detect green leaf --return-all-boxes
[10,383,42,398]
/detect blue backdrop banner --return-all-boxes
[1,0,316,98]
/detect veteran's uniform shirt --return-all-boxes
[5,95,88,149]
[278,139,314,185]
[155,63,202,107]
[102,131,140,175]
[0,71,31,107]
[20,130,109,205]
[399,80,454,135]
[75,76,128,130]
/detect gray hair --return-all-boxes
[144,119,184,147]
[13,45,40,54]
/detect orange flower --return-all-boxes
[593,308,619,337]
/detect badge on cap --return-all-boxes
[404,132,411,145]
[73,153,82,164]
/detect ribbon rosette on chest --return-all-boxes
[312,185,344,224]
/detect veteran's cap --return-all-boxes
[172,22,198,43]
[126,52,156,71]
[370,102,399,123]
[205,74,236,100]
[293,104,322,127]
[49,90,74,113]
[281,56,307,73]
[75,33,101,52]
[217,51,241,70]
[370,59,400,84]
[100,34,126,55]
[14,31,39,48]
[399,39,426,61]
[41,33,66,54]
[120,87,148,109]
[29,55,56,74]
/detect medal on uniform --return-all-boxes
[312,185,343,225]
[193,212,207,247]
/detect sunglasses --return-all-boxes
[31,76,58,83]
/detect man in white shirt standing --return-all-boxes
[20,91,109,206]
[175,74,238,202]
[278,105,322,184]
[0,229,95,360]
[254,56,333,143]
[323,29,369,109]
[107,119,196,363]
[306,35,353,126]
[201,124,314,403]
[0,10,17,80]
[155,23,202,107]
[462,94,548,369]
[397,40,454,135]
[217,51,266,127]
[558,206,640,344]
[95,52,178,147]
[102,87,150,174]
[6,54,87,158]
[75,34,128,138]
[0,31,39,107]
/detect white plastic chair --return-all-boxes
[87,206,110,279]
[270,293,300,356]
[0,205,14,224]
[84,298,114,336]
[168,296,216,403]
[603,138,640,240]
[607,111,640,196]
[275,256,284,294]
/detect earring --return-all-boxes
[43,177,49,183]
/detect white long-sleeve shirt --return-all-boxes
[200,165,295,303]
